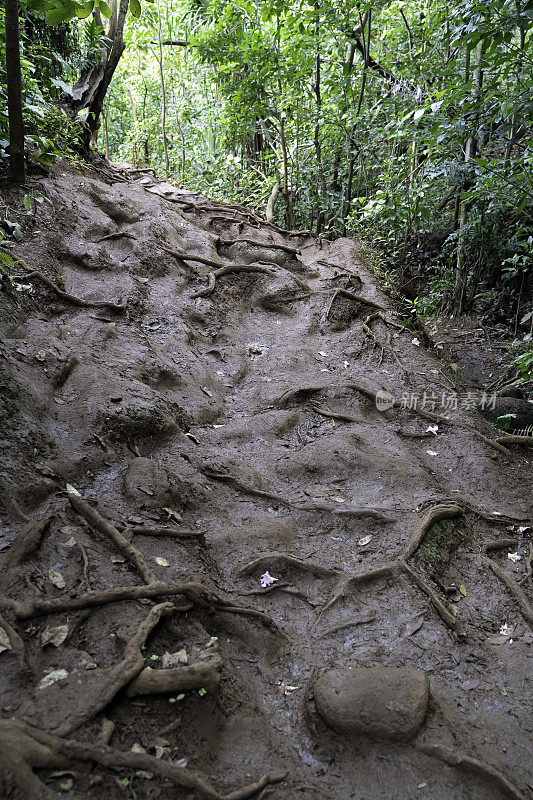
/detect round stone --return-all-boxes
[313,666,429,741]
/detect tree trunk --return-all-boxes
[5,0,25,182]
[313,0,325,234]
[266,181,280,223]
[156,0,170,177]
[103,110,110,161]
[67,0,130,150]
[453,38,484,314]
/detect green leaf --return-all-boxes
[459,585,467,596]
[0,251,15,267]
[23,194,32,211]
[98,0,113,18]
[45,5,74,24]
[77,1,94,18]
[413,108,425,121]
[130,0,141,17]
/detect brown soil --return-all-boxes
[0,160,532,800]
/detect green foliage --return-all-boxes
[418,519,464,575]
[2,0,531,326]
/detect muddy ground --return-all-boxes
[0,160,532,800]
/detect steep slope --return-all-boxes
[0,161,531,800]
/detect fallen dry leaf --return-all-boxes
[162,649,188,668]
[48,569,66,589]
[398,612,425,638]
[163,507,182,523]
[41,624,69,648]
[155,557,170,567]
[128,437,141,457]
[0,626,12,654]
[38,669,68,690]
[358,535,372,546]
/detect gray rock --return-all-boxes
[313,666,429,741]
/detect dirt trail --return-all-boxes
[0,161,532,800]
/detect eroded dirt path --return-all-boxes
[0,162,532,800]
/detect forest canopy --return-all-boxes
[1,0,533,329]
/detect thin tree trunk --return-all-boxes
[156,0,170,176]
[103,110,110,161]
[453,39,484,314]
[505,6,525,172]
[175,111,186,181]
[5,0,25,182]
[313,0,325,234]
[343,10,370,231]
[266,181,280,223]
[74,0,130,149]
[125,86,140,165]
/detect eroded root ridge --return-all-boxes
[418,743,528,800]
[0,719,287,800]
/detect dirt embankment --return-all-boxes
[0,161,532,800]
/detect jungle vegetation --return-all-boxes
[1,0,532,353]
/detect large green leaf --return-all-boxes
[130,0,141,17]
[77,0,95,18]
[45,6,73,24]
[98,0,113,18]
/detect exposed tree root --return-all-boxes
[314,562,399,624]
[494,435,533,448]
[402,504,463,560]
[13,262,126,311]
[315,500,531,630]
[238,552,342,579]
[483,557,533,626]
[311,404,359,423]
[449,497,530,524]
[203,468,302,509]
[191,264,273,298]
[95,231,136,243]
[1,579,278,629]
[3,513,54,571]
[219,238,300,255]
[57,602,176,736]
[76,540,90,591]
[0,720,67,800]
[315,614,377,638]
[395,428,435,439]
[203,467,395,522]
[68,491,156,584]
[400,560,457,629]
[53,354,79,389]
[315,504,464,629]
[124,524,207,544]
[223,772,288,800]
[474,431,512,456]
[127,652,223,696]
[97,718,115,745]
[361,313,410,374]
[0,719,287,800]
[192,262,311,299]
[275,380,446,425]
[481,536,533,607]
[418,742,528,800]
[0,611,27,668]
[161,246,223,268]
[483,538,519,553]
[326,288,389,317]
